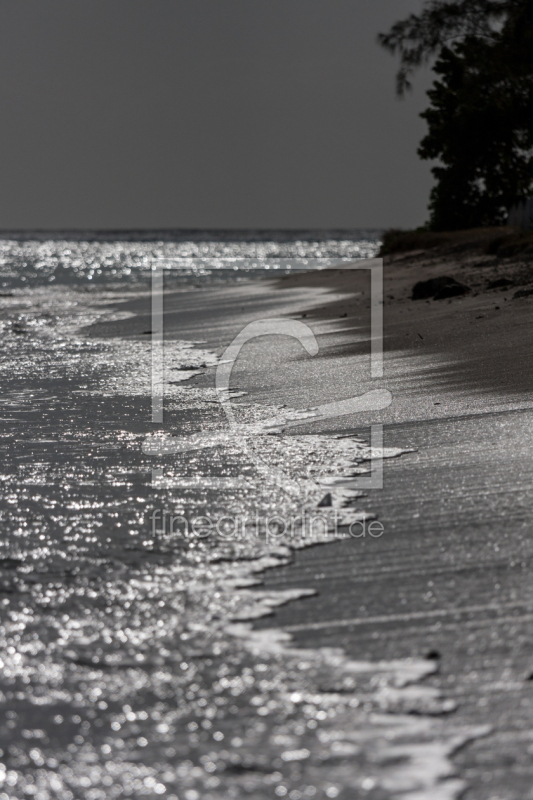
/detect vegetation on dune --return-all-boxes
[380,1,533,231]
[379,226,533,257]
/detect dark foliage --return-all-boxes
[379,226,533,256]
[379,1,533,230]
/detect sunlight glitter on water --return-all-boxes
[0,233,381,289]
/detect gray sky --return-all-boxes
[0,0,431,230]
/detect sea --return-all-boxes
[0,229,381,289]
[0,231,483,800]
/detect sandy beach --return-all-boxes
[1,232,533,799]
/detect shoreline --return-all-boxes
[3,237,533,797]
[120,243,533,797]
[78,238,533,793]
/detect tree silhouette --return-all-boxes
[380,0,533,230]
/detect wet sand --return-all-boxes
[267,257,533,799]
